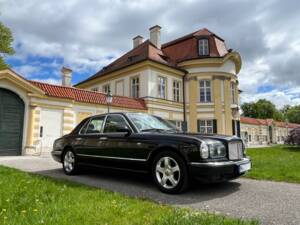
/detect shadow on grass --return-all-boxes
[281,145,300,152]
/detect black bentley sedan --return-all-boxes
[52,112,251,194]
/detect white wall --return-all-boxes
[148,68,182,101]
[185,60,237,75]
[88,69,150,98]
[87,68,183,101]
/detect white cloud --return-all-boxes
[241,88,300,108]
[0,0,300,107]
[32,78,61,85]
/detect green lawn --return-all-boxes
[246,145,300,183]
[0,166,258,225]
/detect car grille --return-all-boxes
[228,141,243,160]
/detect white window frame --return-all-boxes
[131,76,139,98]
[198,120,213,134]
[199,80,212,103]
[175,121,183,131]
[102,84,110,94]
[198,39,209,56]
[173,80,181,102]
[158,76,167,99]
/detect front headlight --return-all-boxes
[200,142,209,159]
[207,140,226,158]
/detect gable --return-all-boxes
[0,69,45,96]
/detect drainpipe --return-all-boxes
[182,72,188,132]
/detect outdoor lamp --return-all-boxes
[106,90,113,113]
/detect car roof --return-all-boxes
[89,112,146,119]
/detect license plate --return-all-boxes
[239,162,251,173]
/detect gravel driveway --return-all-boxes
[0,155,299,225]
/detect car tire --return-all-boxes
[152,151,189,194]
[62,149,79,175]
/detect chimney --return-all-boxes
[61,66,72,87]
[149,25,161,49]
[133,35,144,48]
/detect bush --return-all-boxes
[285,127,300,146]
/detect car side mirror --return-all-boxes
[116,126,132,136]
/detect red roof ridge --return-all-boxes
[241,116,300,127]
[29,80,147,110]
[30,80,77,90]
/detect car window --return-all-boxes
[84,116,105,134]
[126,113,173,131]
[103,115,129,133]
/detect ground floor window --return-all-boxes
[197,119,217,134]
[232,120,241,137]
[168,120,183,131]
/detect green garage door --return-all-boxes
[0,88,24,155]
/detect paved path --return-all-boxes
[0,156,299,225]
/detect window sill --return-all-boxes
[197,102,214,106]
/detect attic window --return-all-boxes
[198,39,209,56]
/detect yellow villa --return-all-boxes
[0,25,248,156]
[75,25,242,136]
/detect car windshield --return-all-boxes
[126,113,176,132]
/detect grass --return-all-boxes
[245,145,300,183]
[0,166,258,225]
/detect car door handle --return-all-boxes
[99,137,108,141]
[75,137,83,141]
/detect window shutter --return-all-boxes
[232,120,236,135]
[237,121,241,137]
[213,119,217,134]
[197,120,200,132]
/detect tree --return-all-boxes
[273,110,285,122]
[281,105,291,114]
[0,21,15,69]
[241,99,285,121]
[241,102,256,118]
[285,127,300,146]
[285,106,300,124]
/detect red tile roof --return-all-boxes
[240,117,262,125]
[240,117,300,128]
[75,28,230,86]
[162,28,228,64]
[256,118,268,126]
[30,81,147,110]
[288,123,300,129]
[78,40,179,85]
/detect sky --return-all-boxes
[1,0,300,108]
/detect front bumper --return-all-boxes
[51,150,62,163]
[189,158,251,183]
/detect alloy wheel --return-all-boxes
[155,156,181,189]
[64,151,75,173]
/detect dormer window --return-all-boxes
[198,39,209,56]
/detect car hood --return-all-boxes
[183,133,242,142]
[142,131,241,143]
